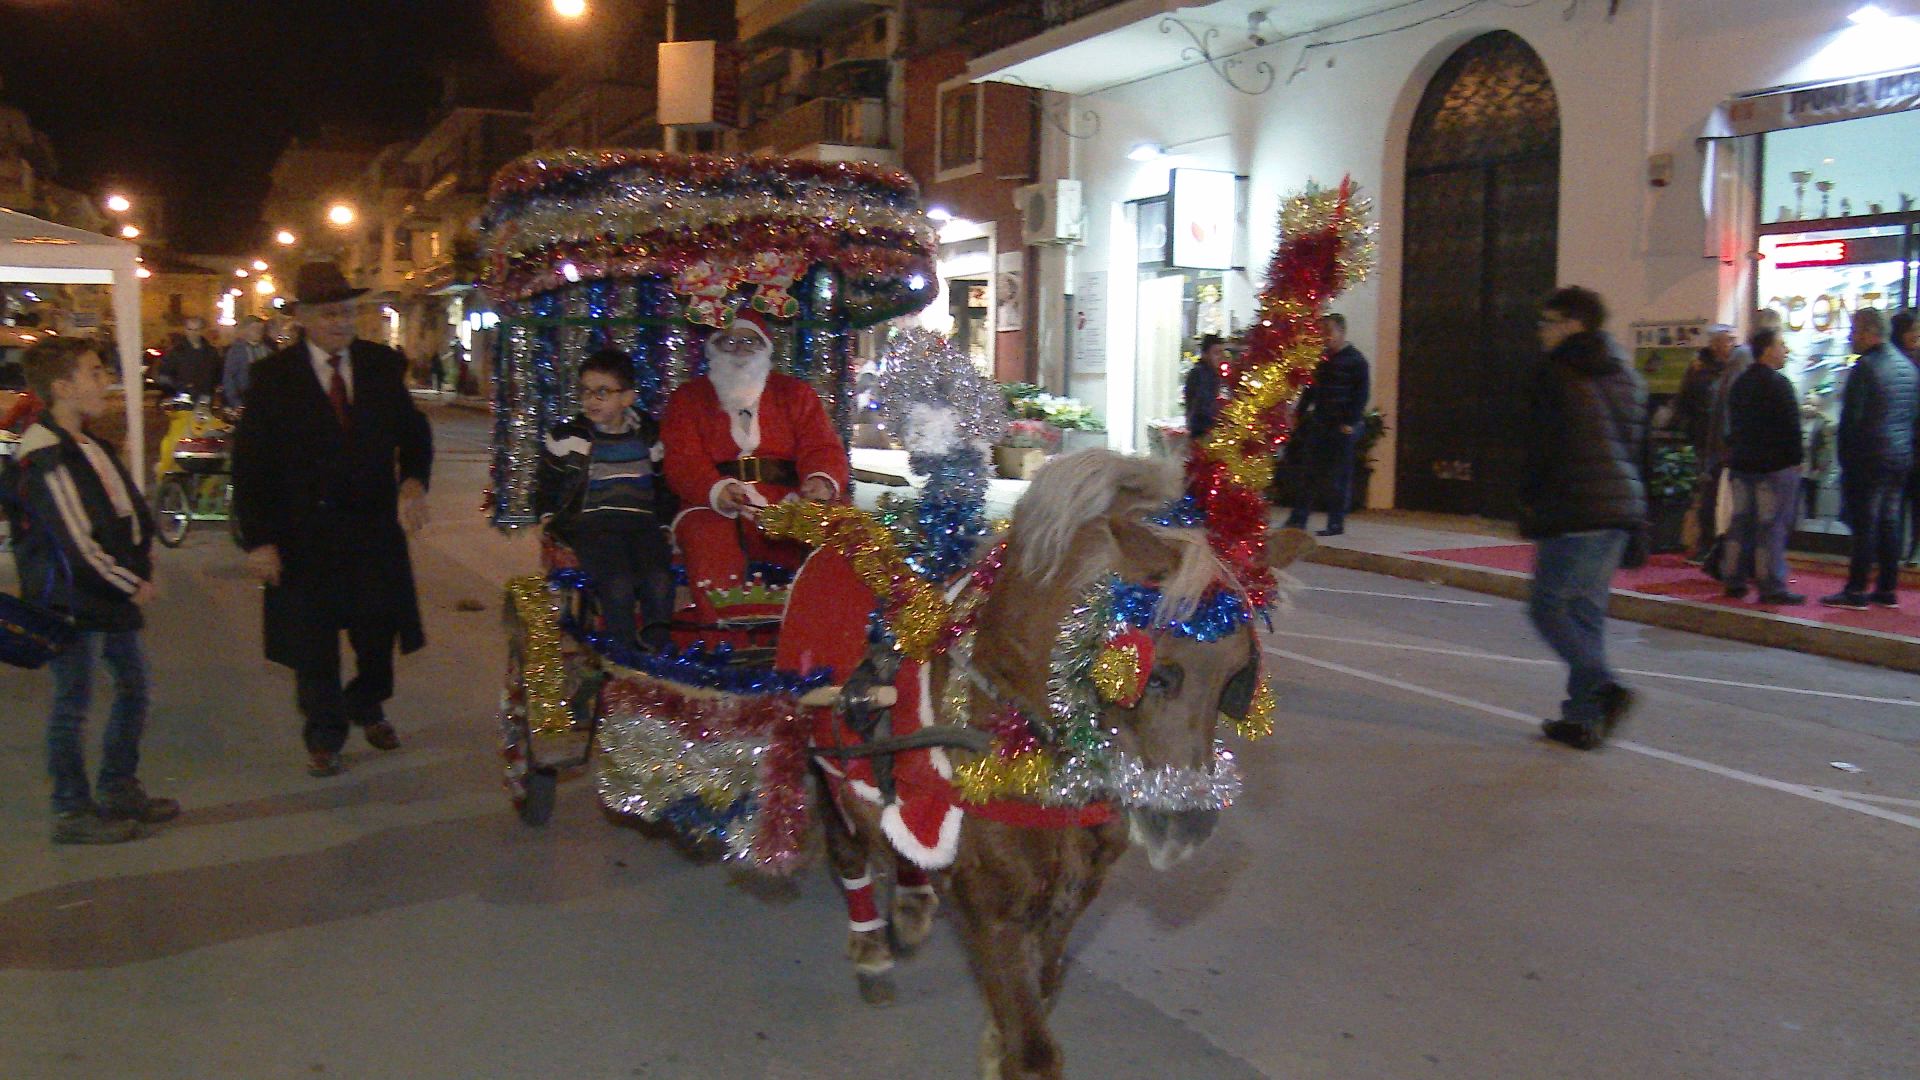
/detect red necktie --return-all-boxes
[327,353,349,426]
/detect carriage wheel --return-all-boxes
[501,609,548,825]
[154,477,192,548]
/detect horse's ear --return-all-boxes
[1266,526,1316,569]
[1107,515,1184,580]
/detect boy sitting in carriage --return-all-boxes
[660,309,849,625]
[534,348,674,652]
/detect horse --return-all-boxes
[810,449,1312,1080]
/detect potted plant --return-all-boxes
[995,384,1105,475]
[1646,444,1697,553]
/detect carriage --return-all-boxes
[484,150,1369,1079]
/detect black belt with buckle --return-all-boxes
[717,456,799,487]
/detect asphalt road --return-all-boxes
[1,404,1914,1079]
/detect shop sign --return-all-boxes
[1168,168,1236,270]
[1719,66,1920,136]
[1771,239,1848,268]
[1630,319,1708,397]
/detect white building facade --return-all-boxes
[970,0,1920,525]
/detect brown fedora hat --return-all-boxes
[289,261,368,308]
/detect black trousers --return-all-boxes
[1842,468,1908,596]
[295,623,396,753]
[571,520,675,650]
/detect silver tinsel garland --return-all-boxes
[877,328,1008,455]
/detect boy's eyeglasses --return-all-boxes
[580,386,631,401]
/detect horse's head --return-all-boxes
[978,450,1315,871]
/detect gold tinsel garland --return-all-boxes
[952,749,1058,803]
[755,500,951,660]
[1234,675,1278,741]
[505,574,572,736]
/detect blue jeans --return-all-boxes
[46,630,150,813]
[1724,467,1800,595]
[1842,468,1907,596]
[1529,530,1626,723]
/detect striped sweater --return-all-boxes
[534,409,666,529]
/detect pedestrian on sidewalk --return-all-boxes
[221,315,270,411]
[1284,313,1370,537]
[232,262,434,778]
[1821,307,1916,610]
[1703,310,1782,582]
[10,337,179,842]
[1892,310,1920,565]
[157,315,222,401]
[1520,287,1648,750]
[1183,333,1227,442]
[1679,324,1736,565]
[1721,328,1805,605]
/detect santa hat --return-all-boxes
[719,309,777,352]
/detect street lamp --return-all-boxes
[275,229,297,246]
[105,194,132,214]
[553,0,587,18]
[327,203,357,228]
[119,224,141,239]
[255,277,276,296]
[251,259,269,272]
[235,268,249,278]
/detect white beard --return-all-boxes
[706,345,772,454]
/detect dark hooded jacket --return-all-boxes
[6,420,154,632]
[1519,330,1649,539]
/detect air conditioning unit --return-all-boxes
[1017,180,1083,246]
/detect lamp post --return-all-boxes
[327,203,357,228]
[275,229,298,247]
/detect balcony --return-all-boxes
[736,0,885,44]
[740,96,893,163]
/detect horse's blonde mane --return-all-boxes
[1009,449,1234,624]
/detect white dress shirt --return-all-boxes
[307,339,353,402]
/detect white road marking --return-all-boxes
[1296,585,1493,607]
[1809,789,1920,809]
[1265,629,1920,708]
[1265,645,1920,832]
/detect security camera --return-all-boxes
[1248,8,1271,47]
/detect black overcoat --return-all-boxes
[232,339,433,671]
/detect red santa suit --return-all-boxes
[661,311,849,623]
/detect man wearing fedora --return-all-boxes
[232,261,433,777]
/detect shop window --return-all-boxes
[937,79,982,180]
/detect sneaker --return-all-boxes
[1819,591,1871,610]
[1541,716,1601,750]
[1596,683,1636,743]
[97,780,181,824]
[1868,591,1900,609]
[363,720,401,751]
[1756,591,1806,606]
[1722,583,1750,600]
[307,751,347,778]
[52,809,143,845]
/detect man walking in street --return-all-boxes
[1521,287,1648,750]
[1820,307,1916,610]
[221,315,270,410]
[158,316,222,401]
[1679,323,1735,564]
[1721,328,1805,605]
[232,262,433,777]
[1284,313,1370,537]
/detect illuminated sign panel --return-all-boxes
[1772,239,1848,267]
[1168,168,1237,270]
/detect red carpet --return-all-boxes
[1408,545,1920,638]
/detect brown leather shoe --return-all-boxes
[363,721,401,751]
[307,751,347,777]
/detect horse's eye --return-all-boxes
[1146,665,1181,694]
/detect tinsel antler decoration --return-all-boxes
[1188,177,1375,608]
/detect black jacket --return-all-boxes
[1675,349,1727,453]
[1836,342,1918,475]
[1297,345,1370,432]
[159,337,223,400]
[533,410,669,534]
[1726,363,1803,475]
[1183,359,1223,440]
[7,420,154,632]
[1519,330,1649,539]
[232,339,433,670]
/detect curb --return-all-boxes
[1307,545,1920,675]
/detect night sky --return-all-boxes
[0,0,657,253]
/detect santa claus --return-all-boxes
[661,309,849,623]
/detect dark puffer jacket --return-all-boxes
[1519,330,1649,539]
[7,420,154,632]
[1836,342,1918,475]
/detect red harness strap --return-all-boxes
[958,795,1116,830]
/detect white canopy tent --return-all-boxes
[0,207,146,483]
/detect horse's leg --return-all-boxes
[950,862,1063,1080]
[889,854,940,956]
[817,780,895,1005]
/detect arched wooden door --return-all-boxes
[1396,31,1561,518]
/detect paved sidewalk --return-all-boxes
[1306,511,1920,674]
